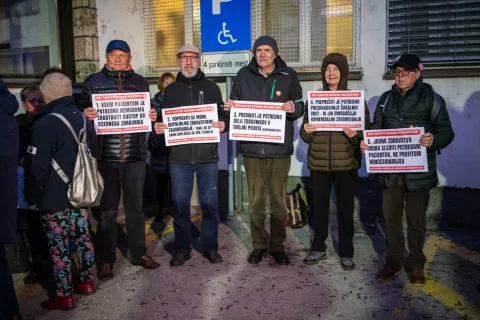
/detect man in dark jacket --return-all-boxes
[81,40,159,278]
[154,44,228,267]
[361,54,454,287]
[0,79,23,320]
[224,36,304,265]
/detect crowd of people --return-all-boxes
[0,35,453,318]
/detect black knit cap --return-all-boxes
[253,35,279,55]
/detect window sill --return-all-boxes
[383,68,480,80]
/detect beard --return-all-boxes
[181,67,198,78]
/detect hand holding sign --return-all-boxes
[154,122,168,135]
[420,133,434,147]
[212,121,225,132]
[84,107,98,120]
[360,140,369,154]
[303,123,316,134]
[282,100,295,113]
[343,128,358,139]
[149,109,157,122]
[224,99,234,112]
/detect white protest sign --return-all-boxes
[229,101,285,143]
[365,127,428,173]
[307,90,364,131]
[92,92,152,135]
[162,104,219,147]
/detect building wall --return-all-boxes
[95,0,480,189]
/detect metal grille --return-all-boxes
[387,0,480,69]
[145,0,359,75]
[144,0,201,76]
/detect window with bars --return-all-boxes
[144,0,359,77]
[387,0,480,71]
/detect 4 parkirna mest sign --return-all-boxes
[201,51,252,76]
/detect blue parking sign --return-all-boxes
[200,0,251,52]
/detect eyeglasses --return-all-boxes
[179,55,199,62]
[392,69,416,77]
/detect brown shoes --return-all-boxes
[377,265,402,282]
[97,263,114,280]
[410,270,426,287]
[132,255,160,269]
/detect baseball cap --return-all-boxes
[390,53,424,71]
[106,40,131,54]
[177,44,200,56]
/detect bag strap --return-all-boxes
[48,113,86,185]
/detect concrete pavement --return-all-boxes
[14,212,480,320]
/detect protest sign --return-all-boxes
[229,101,285,143]
[162,104,219,147]
[92,92,152,135]
[307,91,364,131]
[365,128,428,173]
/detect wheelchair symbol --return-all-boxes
[217,22,237,45]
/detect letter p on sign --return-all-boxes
[213,0,232,14]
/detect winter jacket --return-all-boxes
[24,96,97,212]
[300,53,370,171]
[80,66,150,163]
[16,113,40,163]
[371,78,454,191]
[148,91,169,174]
[0,79,20,244]
[161,70,227,164]
[230,56,304,158]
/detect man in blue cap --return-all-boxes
[80,40,159,280]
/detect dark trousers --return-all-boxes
[383,175,429,270]
[41,208,94,296]
[0,245,20,320]
[156,173,171,212]
[170,162,219,254]
[243,156,290,252]
[310,170,357,257]
[93,161,147,264]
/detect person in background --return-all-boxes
[148,72,176,218]
[24,73,97,311]
[300,53,370,270]
[16,85,50,284]
[361,54,454,287]
[0,78,23,320]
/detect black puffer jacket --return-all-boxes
[0,79,19,244]
[80,66,150,163]
[161,70,227,164]
[230,56,304,158]
[148,91,169,174]
[371,78,454,191]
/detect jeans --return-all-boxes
[243,156,291,252]
[170,162,219,255]
[93,161,147,264]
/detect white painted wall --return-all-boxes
[95,0,480,188]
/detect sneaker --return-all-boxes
[340,257,355,270]
[377,265,402,282]
[409,270,426,287]
[303,251,327,265]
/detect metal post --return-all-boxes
[226,77,234,216]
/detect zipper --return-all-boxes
[189,81,195,164]
[118,71,125,162]
[328,132,332,170]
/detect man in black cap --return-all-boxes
[80,39,160,279]
[360,53,454,286]
[224,35,304,266]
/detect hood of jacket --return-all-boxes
[321,53,349,91]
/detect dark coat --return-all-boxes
[16,113,37,162]
[300,53,370,171]
[148,91,169,174]
[80,66,150,163]
[24,96,97,212]
[371,78,454,191]
[230,55,304,158]
[161,70,227,164]
[0,79,20,244]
